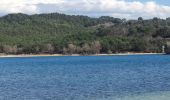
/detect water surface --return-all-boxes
[0,55,170,100]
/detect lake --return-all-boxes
[0,55,170,100]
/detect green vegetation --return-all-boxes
[0,13,169,54]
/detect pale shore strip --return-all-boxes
[0,53,165,58]
[91,91,170,100]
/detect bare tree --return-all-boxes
[91,41,101,54]
[3,45,18,54]
[82,43,91,54]
[63,47,68,54]
[42,44,54,54]
[67,43,77,54]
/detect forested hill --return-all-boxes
[0,12,169,54]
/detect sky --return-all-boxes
[0,0,170,19]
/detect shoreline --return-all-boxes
[94,91,170,100]
[0,53,165,58]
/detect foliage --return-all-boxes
[0,13,168,54]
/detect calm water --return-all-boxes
[0,55,170,100]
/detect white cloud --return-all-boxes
[0,0,170,19]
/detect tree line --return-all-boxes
[0,13,169,54]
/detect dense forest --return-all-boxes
[0,12,169,55]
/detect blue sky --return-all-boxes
[127,0,169,5]
[156,0,170,5]
[0,0,170,19]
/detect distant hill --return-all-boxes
[0,13,169,54]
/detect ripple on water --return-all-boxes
[0,55,170,100]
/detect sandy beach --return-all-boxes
[0,53,165,58]
[93,91,170,100]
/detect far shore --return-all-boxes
[0,52,166,58]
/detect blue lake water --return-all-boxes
[0,55,170,100]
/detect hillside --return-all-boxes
[0,13,169,54]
